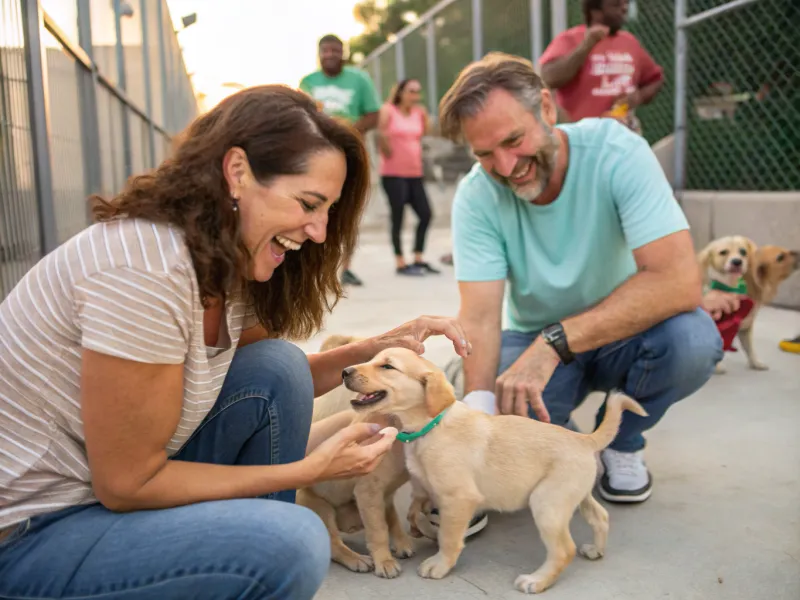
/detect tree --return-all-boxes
[349,0,442,60]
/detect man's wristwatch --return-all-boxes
[541,323,575,365]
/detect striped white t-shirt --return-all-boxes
[0,218,256,530]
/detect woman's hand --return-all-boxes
[304,423,398,483]
[371,315,473,358]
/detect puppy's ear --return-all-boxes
[696,242,715,283]
[422,369,456,417]
[744,248,765,292]
[744,238,758,263]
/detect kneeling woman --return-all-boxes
[0,85,469,600]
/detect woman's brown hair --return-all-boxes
[92,84,370,340]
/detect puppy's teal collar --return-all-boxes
[396,408,450,444]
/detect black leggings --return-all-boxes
[381,176,433,257]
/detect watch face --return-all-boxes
[542,325,560,342]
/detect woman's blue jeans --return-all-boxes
[0,340,330,600]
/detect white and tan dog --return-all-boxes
[297,334,415,579]
[342,347,647,594]
[698,236,799,371]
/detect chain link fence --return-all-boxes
[360,0,798,194]
[677,0,799,191]
[1,0,198,300]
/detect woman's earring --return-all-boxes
[231,196,239,212]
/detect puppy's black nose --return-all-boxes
[731,257,743,266]
[342,367,355,380]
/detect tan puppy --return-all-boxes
[698,237,799,371]
[296,334,415,579]
[342,348,647,594]
[697,235,757,291]
[739,245,800,370]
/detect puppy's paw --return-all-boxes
[418,553,454,579]
[579,543,604,560]
[714,362,727,375]
[515,573,549,594]
[373,557,402,579]
[337,552,374,573]
[392,536,415,559]
[749,360,769,371]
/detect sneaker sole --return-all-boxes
[597,473,653,504]
[428,512,489,539]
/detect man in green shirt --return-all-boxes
[300,34,382,286]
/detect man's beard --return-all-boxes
[492,125,559,202]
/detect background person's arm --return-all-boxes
[539,26,608,90]
[353,70,382,134]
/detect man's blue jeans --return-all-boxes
[0,340,330,600]
[500,308,723,452]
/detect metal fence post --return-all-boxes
[395,38,406,81]
[156,0,169,134]
[471,0,483,60]
[372,55,382,103]
[139,0,157,168]
[673,0,688,199]
[76,0,102,209]
[425,19,438,117]
[551,0,567,36]
[21,0,57,254]
[113,0,132,179]
[530,0,544,65]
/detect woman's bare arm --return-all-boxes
[81,349,386,512]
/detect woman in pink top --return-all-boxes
[378,79,439,276]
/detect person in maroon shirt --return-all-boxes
[539,0,664,126]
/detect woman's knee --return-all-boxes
[232,339,313,403]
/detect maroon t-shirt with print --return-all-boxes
[540,25,663,122]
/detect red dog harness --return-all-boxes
[710,278,754,352]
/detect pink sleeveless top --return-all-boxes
[379,104,425,178]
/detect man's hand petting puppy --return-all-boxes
[494,336,561,421]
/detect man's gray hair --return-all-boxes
[438,52,546,142]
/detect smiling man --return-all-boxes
[438,52,722,522]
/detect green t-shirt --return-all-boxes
[299,66,381,123]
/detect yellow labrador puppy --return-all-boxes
[297,335,415,579]
[342,347,647,594]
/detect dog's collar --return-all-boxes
[396,407,450,444]
[710,277,747,294]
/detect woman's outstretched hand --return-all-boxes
[372,315,472,358]
[304,423,398,483]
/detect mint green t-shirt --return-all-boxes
[299,67,381,124]
[451,118,689,333]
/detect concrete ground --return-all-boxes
[299,226,800,600]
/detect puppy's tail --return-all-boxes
[588,391,648,451]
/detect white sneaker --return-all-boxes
[598,448,652,503]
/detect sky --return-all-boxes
[164,0,368,111]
